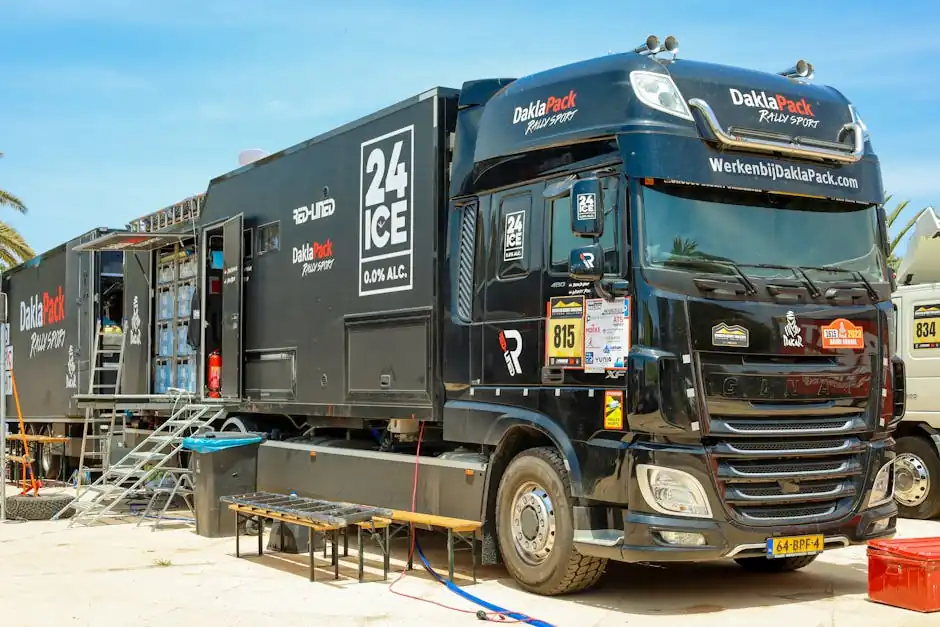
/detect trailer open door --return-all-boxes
[220,214,244,399]
[199,214,244,400]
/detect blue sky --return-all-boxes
[1,0,937,257]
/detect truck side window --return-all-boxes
[243,228,253,260]
[257,221,279,255]
[550,175,620,275]
[498,192,531,279]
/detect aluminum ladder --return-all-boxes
[54,401,225,526]
[73,320,127,496]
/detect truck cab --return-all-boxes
[442,37,899,593]
[890,206,940,519]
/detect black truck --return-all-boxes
[57,36,905,595]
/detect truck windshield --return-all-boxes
[639,183,888,283]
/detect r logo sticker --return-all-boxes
[820,318,864,350]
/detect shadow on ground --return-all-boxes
[228,525,871,618]
[497,557,869,617]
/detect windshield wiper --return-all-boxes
[734,262,822,299]
[662,257,758,295]
[804,264,879,300]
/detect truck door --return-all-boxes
[219,214,244,399]
[480,185,543,389]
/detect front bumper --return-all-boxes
[572,440,898,562]
[574,500,896,562]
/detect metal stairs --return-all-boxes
[54,401,226,526]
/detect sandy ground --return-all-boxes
[0,492,938,627]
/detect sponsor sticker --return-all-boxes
[782,310,804,348]
[293,239,335,277]
[503,210,525,262]
[359,125,414,296]
[603,390,624,430]
[512,89,578,135]
[576,192,597,221]
[545,296,585,368]
[498,329,523,376]
[821,318,864,350]
[712,322,749,348]
[728,87,820,129]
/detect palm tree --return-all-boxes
[0,152,35,269]
[884,193,926,270]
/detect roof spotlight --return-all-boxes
[664,36,679,53]
[634,35,661,55]
[779,59,815,80]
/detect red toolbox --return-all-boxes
[868,537,940,613]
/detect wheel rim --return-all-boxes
[895,453,930,507]
[510,480,556,566]
[40,426,61,477]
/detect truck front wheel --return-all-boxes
[495,446,606,596]
[894,435,940,520]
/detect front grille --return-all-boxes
[699,351,874,526]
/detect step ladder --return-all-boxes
[54,402,226,526]
[73,320,127,495]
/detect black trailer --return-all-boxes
[2,228,124,478]
[71,37,903,597]
[76,90,455,432]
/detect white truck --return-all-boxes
[892,205,940,519]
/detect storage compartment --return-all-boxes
[154,358,172,393]
[178,254,197,280]
[177,281,195,317]
[157,322,174,357]
[157,262,176,285]
[868,537,940,613]
[346,314,431,402]
[177,357,196,392]
[157,286,175,321]
[176,321,193,356]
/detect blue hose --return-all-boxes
[413,540,555,626]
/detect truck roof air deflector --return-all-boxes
[688,98,865,164]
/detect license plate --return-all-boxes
[766,534,824,558]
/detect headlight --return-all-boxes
[629,71,693,121]
[637,464,712,518]
[868,460,895,508]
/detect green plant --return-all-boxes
[0,151,35,268]
[884,194,926,270]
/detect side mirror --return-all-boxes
[569,243,604,282]
[571,178,603,237]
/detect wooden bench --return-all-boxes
[227,503,391,582]
[378,510,483,583]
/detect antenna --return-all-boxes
[238,149,269,166]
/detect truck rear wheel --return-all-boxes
[894,435,940,520]
[734,554,818,573]
[495,446,606,596]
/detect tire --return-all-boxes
[894,435,940,520]
[734,554,818,573]
[5,494,75,521]
[495,446,607,596]
[39,425,64,480]
[220,415,260,434]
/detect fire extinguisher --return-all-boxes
[208,350,222,398]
